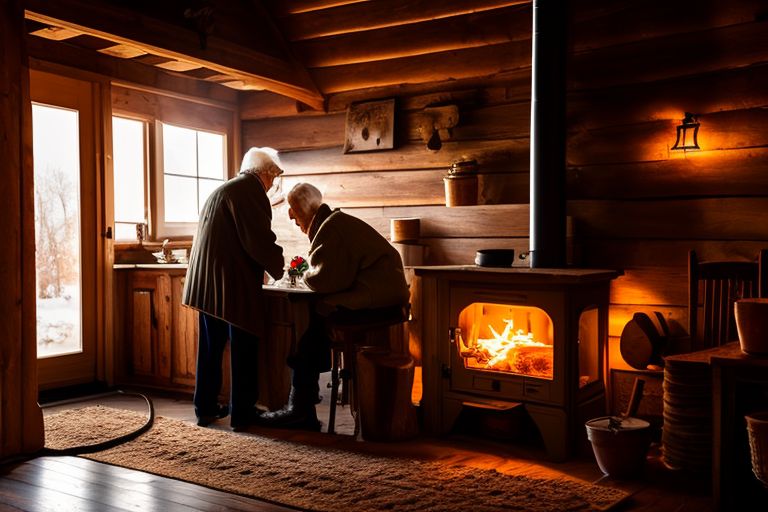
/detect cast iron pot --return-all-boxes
[475,249,515,268]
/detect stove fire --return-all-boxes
[457,303,554,379]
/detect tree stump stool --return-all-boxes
[357,348,419,442]
[326,305,410,436]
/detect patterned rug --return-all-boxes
[44,406,628,512]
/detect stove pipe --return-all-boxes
[529,0,568,268]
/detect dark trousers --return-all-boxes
[287,308,331,396]
[193,313,259,425]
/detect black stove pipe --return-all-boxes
[529,0,568,268]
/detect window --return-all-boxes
[111,85,236,242]
[156,122,227,237]
[112,116,147,241]
[33,103,83,358]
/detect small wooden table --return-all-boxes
[260,283,318,410]
[711,346,768,510]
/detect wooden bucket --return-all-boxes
[746,411,768,487]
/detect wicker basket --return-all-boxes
[745,411,768,487]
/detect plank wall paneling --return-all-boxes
[311,40,532,94]
[568,0,768,370]
[245,82,534,266]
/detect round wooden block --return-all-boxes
[390,218,420,243]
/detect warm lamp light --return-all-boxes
[671,112,700,151]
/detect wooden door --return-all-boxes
[31,70,102,389]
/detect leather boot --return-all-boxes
[257,387,322,431]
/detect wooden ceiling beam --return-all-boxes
[26,35,239,105]
[266,0,368,17]
[276,0,531,41]
[294,4,531,67]
[24,0,325,110]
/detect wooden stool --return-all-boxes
[357,348,419,441]
[326,305,409,435]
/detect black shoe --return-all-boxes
[258,406,322,432]
[196,404,229,427]
[231,407,264,432]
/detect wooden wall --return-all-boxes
[567,0,768,367]
[243,1,538,269]
[0,0,44,458]
[243,0,768,371]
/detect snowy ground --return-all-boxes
[37,284,81,358]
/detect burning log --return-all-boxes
[459,318,553,378]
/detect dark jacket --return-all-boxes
[182,173,284,334]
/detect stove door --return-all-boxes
[447,288,559,404]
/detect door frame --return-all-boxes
[30,68,111,390]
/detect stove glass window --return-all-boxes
[457,303,553,380]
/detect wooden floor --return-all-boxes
[0,375,714,512]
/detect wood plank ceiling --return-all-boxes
[23,0,531,111]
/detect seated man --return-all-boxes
[259,183,410,430]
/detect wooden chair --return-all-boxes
[325,304,410,435]
[688,249,767,351]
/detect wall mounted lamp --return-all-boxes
[670,112,700,151]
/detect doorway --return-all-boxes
[30,70,101,389]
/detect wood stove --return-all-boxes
[414,266,620,461]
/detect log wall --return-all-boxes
[244,0,768,371]
[568,0,768,368]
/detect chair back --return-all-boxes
[688,250,767,350]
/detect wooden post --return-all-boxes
[0,0,45,458]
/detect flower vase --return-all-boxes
[289,274,298,287]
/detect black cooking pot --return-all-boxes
[475,249,515,268]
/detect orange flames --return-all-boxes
[459,318,553,379]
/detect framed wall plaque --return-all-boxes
[343,98,395,153]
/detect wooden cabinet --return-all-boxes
[170,274,198,388]
[115,269,179,388]
[113,267,292,409]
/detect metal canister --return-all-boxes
[444,159,478,207]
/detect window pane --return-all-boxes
[162,124,196,177]
[164,175,199,222]
[198,178,223,214]
[32,104,83,358]
[197,131,225,179]
[114,221,140,241]
[112,117,146,235]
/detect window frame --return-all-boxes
[110,84,239,244]
[111,114,150,242]
[153,120,229,239]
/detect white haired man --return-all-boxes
[182,147,285,430]
[258,182,410,430]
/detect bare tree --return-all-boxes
[35,165,77,299]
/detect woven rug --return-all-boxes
[44,406,628,512]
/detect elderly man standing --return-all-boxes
[183,147,285,430]
[259,182,410,430]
